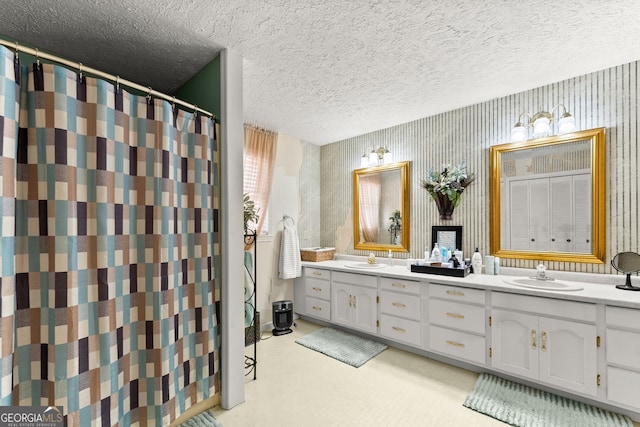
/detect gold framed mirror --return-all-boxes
[353,161,410,252]
[490,128,606,263]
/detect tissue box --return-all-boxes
[300,247,336,262]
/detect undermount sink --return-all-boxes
[344,262,387,269]
[504,277,584,292]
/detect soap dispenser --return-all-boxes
[471,247,483,274]
[367,252,376,265]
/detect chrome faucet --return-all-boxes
[534,264,554,281]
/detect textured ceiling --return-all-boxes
[1,1,640,144]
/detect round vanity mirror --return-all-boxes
[611,252,640,291]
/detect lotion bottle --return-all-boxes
[471,247,483,274]
[430,243,441,263]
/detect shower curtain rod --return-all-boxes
[0,38,214,119]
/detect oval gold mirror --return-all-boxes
[490,128,605,264]
[353,161,410,252]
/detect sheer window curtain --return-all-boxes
[0,46,220,427]
[243,124,277,239]
[359,174,381,242]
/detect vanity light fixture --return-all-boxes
[511,104,576,142]
[362,147,392,167]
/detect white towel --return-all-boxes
[279,223,302,279]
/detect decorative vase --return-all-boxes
[434,192,455,220]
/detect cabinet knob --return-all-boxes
[586,239,590,243]
[531,238,535,242]
[566,239,571,242]
[551,238,555,242]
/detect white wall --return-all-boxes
[317,60,640,275]
[255,133,304,328]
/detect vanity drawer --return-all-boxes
[606,306,640,330]
[607,366,640,409]
[429,325,485,365]
[305,278,330,300]
[492,292,596,322]
[429,284,485,305]
[428,299,485,335]
[380,277,421,295]
[333,271,377,288]
[304,267,330,280]
[304,297,330,321]
[380,291,420,320]
[380,314,421,347]
[606,328,640,370]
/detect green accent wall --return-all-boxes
[174,55,221,121]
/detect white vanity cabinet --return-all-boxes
[379,277,422,347]
[294,267,331,321]
[491,293,598,397]
[427,284,487,365]
[605,305,640,411]
[331,271,378,335]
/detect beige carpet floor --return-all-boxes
[209,319,639,427]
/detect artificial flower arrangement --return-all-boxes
[420,161,475,207]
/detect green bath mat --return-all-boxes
[295,327,387,367]
[464,373,633,427]
[178,410,222,427]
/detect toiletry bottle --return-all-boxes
[430,243,441,263]
[424,246,429,263]
[472,247,483,274]
[368,252,376,264]
[494,256,500,275]
[388,249,393,266]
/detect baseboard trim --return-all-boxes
[169,394,221,427]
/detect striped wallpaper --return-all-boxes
[317,60,639,274]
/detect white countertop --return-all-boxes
[301,257,640,309]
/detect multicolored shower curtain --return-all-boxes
[0,45,220,426]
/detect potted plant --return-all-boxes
[388,210,402,244]
[243,193,260,234]
[421,161,475,220]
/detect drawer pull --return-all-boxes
[531,329,537,349]
[392,302,407,308]
[312,287,322,292]
[541,331,547,352]
[446,312,465,319]
[391,282,406,288]
[392,326,406,333]
[312,306,322,311]
[312,271,322,276]
[446,290,465,297]
[446,340,465,348]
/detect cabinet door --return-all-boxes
[508,180,531,250]
[550,176,573,252]
[573,173,592,253]
[538,317,597,396]
[352,286,378,334]
[529,178,550,251]
[491,309,539,380]
[331,282,353,326]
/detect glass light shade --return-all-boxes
[383,150,392,164]
[361,154,369,167]
[369,151,377,164]
[532,117,551,138]
[558,115,576,134]
[511,125,527,142]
